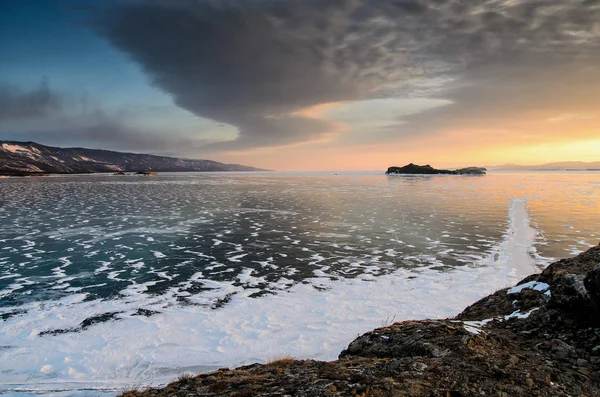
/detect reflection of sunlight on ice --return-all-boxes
[487,197,539,279]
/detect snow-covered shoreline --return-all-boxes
[0,195,547,395]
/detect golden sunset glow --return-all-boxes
[2,0,599,171]
[216,112,600,171]
[290,102,349,145]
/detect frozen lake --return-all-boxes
[0,171,598,395]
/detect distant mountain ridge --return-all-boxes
[490,161,600,171]
[0,141,269,175]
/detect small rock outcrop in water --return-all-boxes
[121,245,600,396]
[455,166,487,175]
[386,163,486,175]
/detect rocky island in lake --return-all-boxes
[121,245,600,397]
[386,163,487,175]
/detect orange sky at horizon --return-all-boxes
[212,100,600,171]
[214,138,600,171]
[5,0,600,170]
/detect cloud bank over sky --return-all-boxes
[2,0,600,168]
[0,79,63,121]
[93,0,600,153]
[0,81,182,152]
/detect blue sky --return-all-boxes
[0,0,235,156]
[0,0,151,105]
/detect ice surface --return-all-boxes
[488,198,539,280]
[0,194,543,393]
[0,256,542,394]
[0,171,598,395]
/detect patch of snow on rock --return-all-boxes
[507,281,550,294]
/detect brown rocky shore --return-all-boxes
[122,245,600,396]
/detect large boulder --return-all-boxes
[584,263,600,314]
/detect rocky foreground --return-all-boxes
[122,245,600,396]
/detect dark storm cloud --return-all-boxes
[400,62,600,135]
[0,81,197,153]
[95,0,600,150]
[1,115,203,154]
[342,61,600,145]
[14,109,201,153]
[0,79,63,121]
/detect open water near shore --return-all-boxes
[0,171,598,395]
